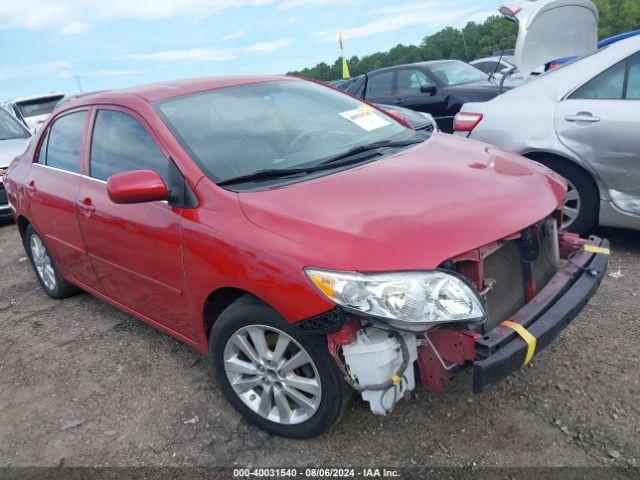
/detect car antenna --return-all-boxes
[489,48,506,84]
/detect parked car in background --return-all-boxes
[329,80,438,132]
[373,103,438,132]
[470,55,516,76]
[4,93,65,133]
[455,35,640,234]
[333,60,507,132]
[0,108,31,220]
[5,75,608,438]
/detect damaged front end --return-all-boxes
[299,214,609,415]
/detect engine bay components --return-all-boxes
[341,327,418,415]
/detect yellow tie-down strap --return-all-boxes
[501,320,537,367]
[583,244,610,255]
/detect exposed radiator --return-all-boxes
[482,240,526,333]
[481,218,559,333]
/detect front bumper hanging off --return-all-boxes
[301,236,609,398]
[472,236,609,393]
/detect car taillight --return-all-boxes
[453,112,483,132]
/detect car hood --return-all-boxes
[501,0,598,79]
[375,103,433,130]
[239,133,566,271]
[0,137,30,168]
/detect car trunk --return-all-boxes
[500,0,599,79]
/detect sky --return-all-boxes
[0,0,497,101]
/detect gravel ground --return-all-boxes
[0,222,639,470]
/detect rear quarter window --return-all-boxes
[44,111,87,173]
[570,59,626,100]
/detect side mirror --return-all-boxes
[420,85,438,96]
[107,169,168,204]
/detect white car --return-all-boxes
[455,2,639,233]
[4,93,65,134]
[0,108,31,219]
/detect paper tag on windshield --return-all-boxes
[339,106,391,132]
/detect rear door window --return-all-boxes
[45,111,87,173]
[90,109,170,183]
[367,71,395,97]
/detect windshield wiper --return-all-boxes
[217,166,318,186]
[217,138,424,187]
[314,139,423,166]
[217,150,382,186]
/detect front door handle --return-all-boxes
[77,199,96,216]
[565,114,600,123]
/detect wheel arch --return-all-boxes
[202,287,270,341]
[17,215,30,243]
[523,151,608,233]
[522,151,605,200]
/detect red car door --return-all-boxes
[76,107,195,339]
[25,109,97,286]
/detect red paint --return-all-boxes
[559,232,587,258]
[417,329,480,394]
[107,169,168,204]
[5,76,566,355]
[327,319,360,347]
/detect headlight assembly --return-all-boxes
[305,268,485,332]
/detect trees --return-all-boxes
[288,0,640,80]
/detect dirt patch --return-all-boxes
[1,224,638,468]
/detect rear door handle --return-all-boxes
[26,181,37,193]
[565,114,600,123]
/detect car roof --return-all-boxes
[472,56,515,64]
[57,75,293,110]
[598,29,640,48]
[369,60,464,74]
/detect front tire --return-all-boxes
[210,296,351,438]
[25,225,80,299]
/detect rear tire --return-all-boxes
[209,296,351,438]
[535,159,598,235]
[25,225,80,299]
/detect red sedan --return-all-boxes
[5,76,608,438]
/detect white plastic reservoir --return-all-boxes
[342,327,418,415]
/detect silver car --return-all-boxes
[0,108,31,219]
[455,35,640,234]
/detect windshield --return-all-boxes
[16,97,63,118]
[0,108,30,140]
[156,80,408,183]
[429,62,489,86]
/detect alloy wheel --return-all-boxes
[30,234,56,291]
[562,179,582,230]
[223,325,322,425]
